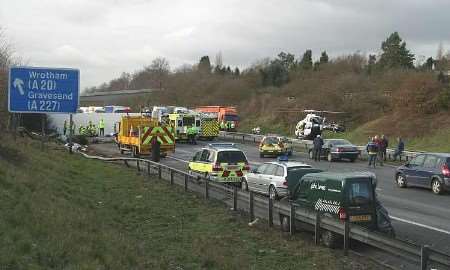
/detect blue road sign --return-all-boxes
[8,66,80,113]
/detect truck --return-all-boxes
[117,115,175,157]
[195,106,239,131]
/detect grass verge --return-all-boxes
[0,135,380,269]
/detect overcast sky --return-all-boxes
[1,0,449,89]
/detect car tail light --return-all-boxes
[222,170,230,177]
[338,208,347,220]
[337,147,343,152]
[282,178,288,187]
[212,163,223,172]
[243,164,250,171]
[236,170,243,177]
[442,164,450,177]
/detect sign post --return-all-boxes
[8,66,80,150]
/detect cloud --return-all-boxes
[0,0,449,88]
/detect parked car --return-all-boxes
[243,160,319,200]
[308,139,359,162]
[395,153,450,195]
[278,171,395,247]
[188,143,250,184]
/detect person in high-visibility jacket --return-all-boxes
[98,119,105,137]
[187,125,198,145]
[220,121,226,130]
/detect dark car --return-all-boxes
[308,139,360,162]
[395,153,450,195]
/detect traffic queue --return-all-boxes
[187,142,396,248]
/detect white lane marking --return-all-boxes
[167,156,189,163]
[390,216,450,235]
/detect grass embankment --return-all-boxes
[0,136,379,269]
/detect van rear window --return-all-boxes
[347,181,373,206]
[216,151,247,164]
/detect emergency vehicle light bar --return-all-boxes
[208,143,236,148]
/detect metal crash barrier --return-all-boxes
[79,152,449,270]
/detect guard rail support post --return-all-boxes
[344,220,350,256]
[158,165,162,179]
[249,191,254,222]
[184,175,188,192]
[242,135,245,142]
[233,186,238,211]
[124,160,129,167]
[170,170,174,185]
[137,160,140,172]
[268,197,273,227]
[314,212,320,245]
[253,137,256,143]
[290,204,295,235]
[147,162,150,176]
[421,245,429,270]
[205,178,209,199]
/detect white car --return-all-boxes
[242,161,314,200]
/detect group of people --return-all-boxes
[63,119,105,137]
[366,135,405,168]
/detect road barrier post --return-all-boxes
[184,175,188,192]
[268,197,273,227]
[136,160,140,172]
[242,135,245,142]
[290,204,295,235]
[205,178,209,199]
[233,186,238,211]
[315,212,321,245]
[158,165,162,179]
[344,220,350,255]
[147,163,150,176]
[249,191,254,222]
[124,160,129,167]
[170,170,174,185]
[421,245,429,270]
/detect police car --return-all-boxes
[188,143,250,184]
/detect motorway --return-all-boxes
[91,139,450,256]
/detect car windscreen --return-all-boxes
[224,115,239,121]
[329,139,351,145]
[183,117,195,126]
[346,180,373,206]
[264,137,278,144]
[216,151,247,164]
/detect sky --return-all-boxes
[1,0,449,90]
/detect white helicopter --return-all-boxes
[294,109,346,140]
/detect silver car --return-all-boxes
[243,161,312,200]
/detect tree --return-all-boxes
[367,54,377,74]
[260,60,289,87]
[378,32,415,69]
[198,56,211,73]
[277,52,297,71]
[319,51,329,64]
[422,57,434,71]
[149,57,170,89]
[299,49,313,70]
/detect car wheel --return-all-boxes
[269,185,278,200]
[280,215,290,232]
[260,153,264,158]
[350,158,356,162]
[288,150,293,156]
[241,179,248,191]
[396,174,407,188]
[327,153,333,162]
[120,145,124,155]
[432,179,443,195]
[309,150,314,159]
[322,230,339,248]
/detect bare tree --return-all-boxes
[214,51,223,68]
[150,57,170,89]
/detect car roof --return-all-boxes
[417,153,450,158]
[304,171,375,181]
[265,161,311,168]
[204,143,243,152]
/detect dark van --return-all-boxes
[279,171,394,247]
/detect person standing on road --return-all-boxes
[98,118,105,137]
[313,134,324,161]
[374,135,384,166]
[367,138,379,168]
[393,137,405,161]
[187,125,198,145]
[151,136,161,162]
[381,135,389,161]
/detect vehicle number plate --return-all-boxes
[226,177,241,182]
[349,215,372,222]
[227,165,238,170]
